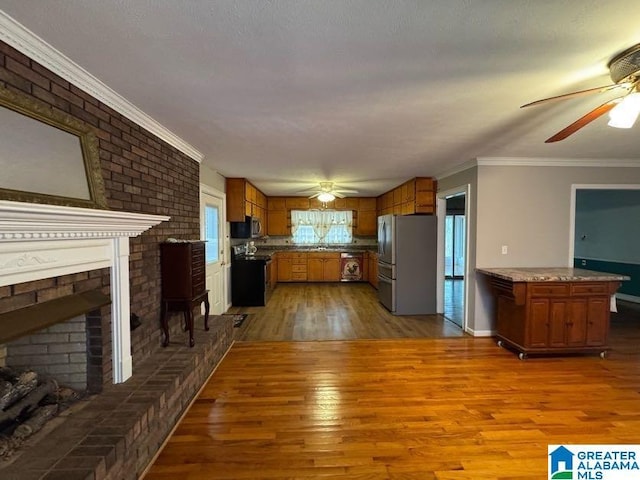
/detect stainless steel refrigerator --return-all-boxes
[377,214,437,315]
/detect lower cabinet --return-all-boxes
[528,297,608,349]
[307,253,340,282]
[274,250,376,283]
[488,279,618,358]
[368,252,378,289]
[277,252,307,282]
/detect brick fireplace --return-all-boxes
[0,23,235,478]
[0,200,235,480]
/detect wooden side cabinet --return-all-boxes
[160,241,210,347]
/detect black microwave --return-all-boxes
[230,216,262,238]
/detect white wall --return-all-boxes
[200,164,226,192]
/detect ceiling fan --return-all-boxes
[300,182,359,202]
[522,43,640,143]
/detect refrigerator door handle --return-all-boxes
[378,274,392,284]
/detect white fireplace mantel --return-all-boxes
[0,200,170,384]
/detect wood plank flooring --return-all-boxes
[143,301,640,480]
[230,283,464,341]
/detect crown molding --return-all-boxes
[476,157,640,168]
[0,11,204,163]
[435,159,478,180]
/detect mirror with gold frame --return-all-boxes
[0,84,107,209]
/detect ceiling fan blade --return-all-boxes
[308,192,321,199]
[544,97,623,143]
[521,84,625,108]
[333,192,346,199]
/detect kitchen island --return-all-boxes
[477,267,629,359]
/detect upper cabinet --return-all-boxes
[227,176,435,237]
[266,195,378,237]
[267,196,289,236]
[355,198,377,236]
[226,178,268,229]
[377,177,436,216]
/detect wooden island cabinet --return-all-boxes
[478,268,629,359]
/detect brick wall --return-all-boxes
[6,314,88,390]
[0,40,201,380]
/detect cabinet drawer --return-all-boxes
[571,283,608,296]
[292,264,307,273]
[529,283,570,297]
[291,272,307,281]
[191,264,204,277]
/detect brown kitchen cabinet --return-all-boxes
[376,177,436,217]
[307,252,341,282]
[226,178,268,230]
[269,252,279,287]
[362,251,369,281]
[481,271,624,359]
[355,198,377,236]
[267,197,289,236]
[277,252,307,282]
[368,251,378,289]
[160,241,210,347]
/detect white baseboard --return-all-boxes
[466,328,495,337]
[617,293,640,304]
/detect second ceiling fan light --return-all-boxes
[521,43,640,141]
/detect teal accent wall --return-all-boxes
[574,258,639,297]
[574,189,640,263]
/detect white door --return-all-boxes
[201,189,225,315]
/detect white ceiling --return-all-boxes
[2,0,640,196]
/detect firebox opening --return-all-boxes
[0,290,111,345]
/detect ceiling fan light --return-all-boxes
[317,192,335,202]
[607,93,640,128]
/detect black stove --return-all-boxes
[231,245,273,306]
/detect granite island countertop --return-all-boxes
[476,267,630,282]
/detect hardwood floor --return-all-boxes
[143,299,640,480]
[230,283,464,341]
[443,278,464,328]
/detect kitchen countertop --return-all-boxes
[476,267,630,282]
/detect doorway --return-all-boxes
[443,194,466,327]
[436,186,469,331]
[201,187,226,315]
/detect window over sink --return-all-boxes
[291,210,353,244]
